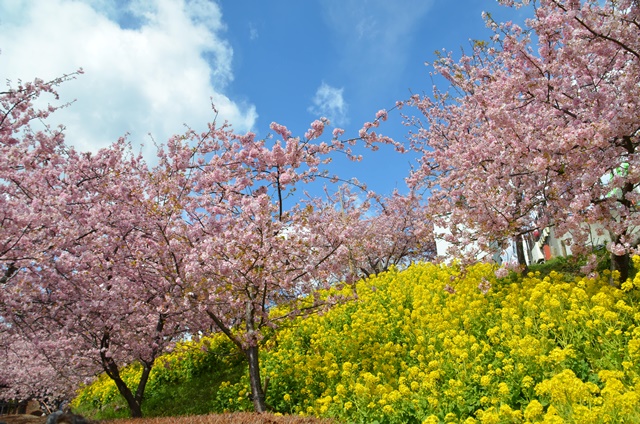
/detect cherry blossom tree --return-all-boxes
[1,71,80,291]
[406,0,639,282]
[354,190,436,276]
[404,69,547,271]
[139,103,425,412]
[149,116,377,412]
[1,68,424,416]
[1,76,194,416]
[1,141,195,417]
[0,72,89,402]
[47,143,194,417]
[318,186,436,284]
[0,334,68,402]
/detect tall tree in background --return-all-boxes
[319,186,436,284]
[406,0,639,281]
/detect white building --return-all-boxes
[435,222,612,266]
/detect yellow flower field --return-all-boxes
[218,262,640,423]
[77,261,640,423]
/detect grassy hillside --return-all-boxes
[73,335,246,419]
[75,261,640,423]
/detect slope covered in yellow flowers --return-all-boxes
[218,262,640,423]
[76,261,640,423]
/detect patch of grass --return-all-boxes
[528,247,614,278]
[144,350,245,418]
[73,339,246,420]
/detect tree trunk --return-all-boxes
[244,297,267,413]
[514,235,529,275]
[100,333,146,418]
[100,355,144,417]
[110,373,144,418]
[610,162,635,287]
[246,344,267,413]
[206,304,267,413]
[611,251,629,288]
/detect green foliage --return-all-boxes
[529,247,617,278]
[72,335,244,420]
[529,256,581,277]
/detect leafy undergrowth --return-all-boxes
[72,336,246,420]
[76,260,640,423]
[527,248,618,279]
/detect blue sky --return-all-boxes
[0,0,529,196]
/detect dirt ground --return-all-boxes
[98,413,336,424]
[0,413,336,424]
[0,415,46,424]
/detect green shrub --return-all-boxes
[72,335,244,419]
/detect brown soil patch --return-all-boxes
[97,413,335,424]
[0,415,47,424]
[1,412,335,424]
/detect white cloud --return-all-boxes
[321,0,435,87]
[323,0,434,46]
[308,82,348,126]
[0,0,257,160]
[249,23,259,41]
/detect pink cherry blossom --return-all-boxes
[405,0,639,283]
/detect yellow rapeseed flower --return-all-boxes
[523,399,543,420]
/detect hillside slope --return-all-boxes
[76,262,640,423]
